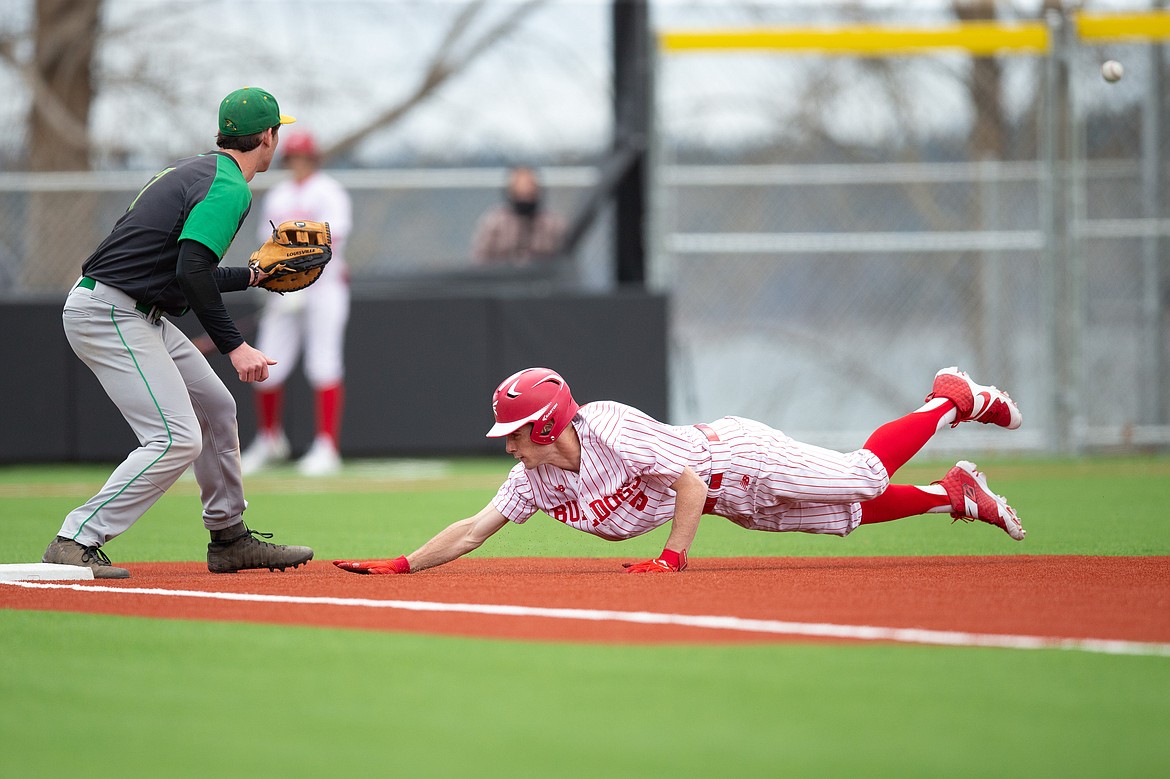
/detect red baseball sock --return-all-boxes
[256,387,284,435]
[315,383,344,445]
[862,402,953,476]
[860,485,948,524]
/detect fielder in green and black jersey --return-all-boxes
[44,87,315,578]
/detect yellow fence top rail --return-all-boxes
[1076,11,1170,42]
[660,12,1170,56]
[659,22,1049,56]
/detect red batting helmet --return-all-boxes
[486,368,579,445]
[281,130,319,159]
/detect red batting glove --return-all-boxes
[622,548,687,574]
[333,556,410,575]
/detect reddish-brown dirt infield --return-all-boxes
[3,556,1168,646]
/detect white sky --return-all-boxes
[0,0,1159,168]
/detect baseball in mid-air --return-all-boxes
[1101,60,1124,83]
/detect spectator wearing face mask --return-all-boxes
[471,165,567,266]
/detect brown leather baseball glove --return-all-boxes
[249,220,332,293]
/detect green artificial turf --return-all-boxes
[1,609,1167,779]
[3,456,1168,563]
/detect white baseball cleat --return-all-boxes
[935,460,1026,541]
[298,435,341,477]
[926,366,1022,429]
[241,431,291,475]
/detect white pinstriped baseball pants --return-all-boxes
[701,416,890,537]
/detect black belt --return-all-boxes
[77,276,161,319]
[695,423,723,514]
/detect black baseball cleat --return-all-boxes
[207,526,313,573]
[42,536,131,579]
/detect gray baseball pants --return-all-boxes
[59,279,247,547]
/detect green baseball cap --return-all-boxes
[218,87,296,136]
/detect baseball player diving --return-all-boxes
[334,365,1025,576]
[42,87,319,579]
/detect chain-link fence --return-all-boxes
[0,166,612,297]
[652,8,1170,456]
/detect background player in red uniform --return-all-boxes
[335,366,1024,575]
[241,130,354,477]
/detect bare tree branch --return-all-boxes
[324,0,546,161]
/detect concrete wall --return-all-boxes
[0,291,668,463]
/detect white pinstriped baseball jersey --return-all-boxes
[490,402,890,541]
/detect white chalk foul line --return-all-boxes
[3,579,1168,657]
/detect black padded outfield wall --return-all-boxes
[0,291,668,463]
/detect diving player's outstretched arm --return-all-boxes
[333,504,510,575]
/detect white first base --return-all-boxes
[0,563,95,582]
